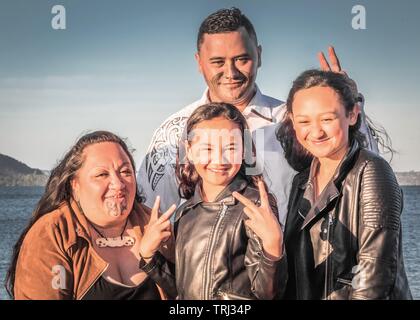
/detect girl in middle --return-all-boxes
[138,102,287,300]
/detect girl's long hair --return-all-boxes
[277,69,394,172]
[4,130,142,298]
[176,102,262,200]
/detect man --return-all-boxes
[137,7,377,225]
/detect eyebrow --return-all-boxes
[209,54,250,61]
[294,111,338,118]
[90,161,132,170]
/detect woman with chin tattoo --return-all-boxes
[6,131,175,300]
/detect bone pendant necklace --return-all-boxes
[90,218,135,248]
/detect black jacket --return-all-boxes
[140,174,287,300]
[284,140,412,300]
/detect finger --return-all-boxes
[151,196,160,222]
[159,219,171,231]
[318,52,331,71]
[158,204,176,224]
[328,46,342,73]
[233,191,259,212]
[244,219,257,235]
[257,180,270,208]
[243,207,257,220]
[160,231,172,241]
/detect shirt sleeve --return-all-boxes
[136,115,188,212]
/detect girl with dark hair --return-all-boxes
[277,70,411,299]
[5,131,175,300]
[138,102,287,300]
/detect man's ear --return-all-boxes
[257,45,262,68]
[195,52,203,74]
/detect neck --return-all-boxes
[90,218,128,238]
[201,182,226,202]
[317,144,350,180]
[208,87,256,113]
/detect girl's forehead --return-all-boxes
[188,127,243,143]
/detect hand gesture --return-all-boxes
[138,196,176,260]
[318,46,360,95]
[233,180,283,259]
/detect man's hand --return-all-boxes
[318,45,359,97]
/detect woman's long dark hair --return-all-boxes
[277,69,394,172]
[4,130,142,298]
[176,103,262,200]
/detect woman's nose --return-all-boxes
[109,172,125,190]
[310,123,326,138]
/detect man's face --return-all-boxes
[196,27,261,108]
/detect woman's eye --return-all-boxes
[96,173,108,178]
[121,170,132,176]
[322,118,333,122]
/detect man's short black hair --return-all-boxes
[197,7,258,51]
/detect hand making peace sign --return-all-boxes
[233,180,284,260]
[318,46,359,95]
[138,196,176,261]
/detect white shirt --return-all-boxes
[137,87,378,226]
[136,86,294,222]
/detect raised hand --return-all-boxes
[138,196,176,260]
[318,45,359,96]
[232,180,283,259]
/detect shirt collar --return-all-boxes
[201,85,273,120]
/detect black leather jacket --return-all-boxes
[141,175,287,300]
[284,140,412,300]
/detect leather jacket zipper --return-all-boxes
[324,212,334,300]
[203,203,228,300]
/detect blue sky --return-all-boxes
[0,0,419,171]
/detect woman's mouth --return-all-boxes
[105,193,126,202]
[310,138,330,145]
[207,167,230,174]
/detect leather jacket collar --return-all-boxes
[188,174,250,208]
[298,139,361,230]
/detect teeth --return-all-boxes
[208,168,228,173]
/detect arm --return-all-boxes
[244,225,288,300]
[351,158,402,299]
[137,116,188,211]
[233,182,288,299]
[14,222,73,300]
[138,197,177,299]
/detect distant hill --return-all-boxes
[0,152,418,187]
[395,171,420,186]
[0,153,48,186]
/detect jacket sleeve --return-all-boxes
[136,116,187,212]
[244,197,288,300]
[351,158,402,300]
[14,221,74,300]
[139,251,177,299]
